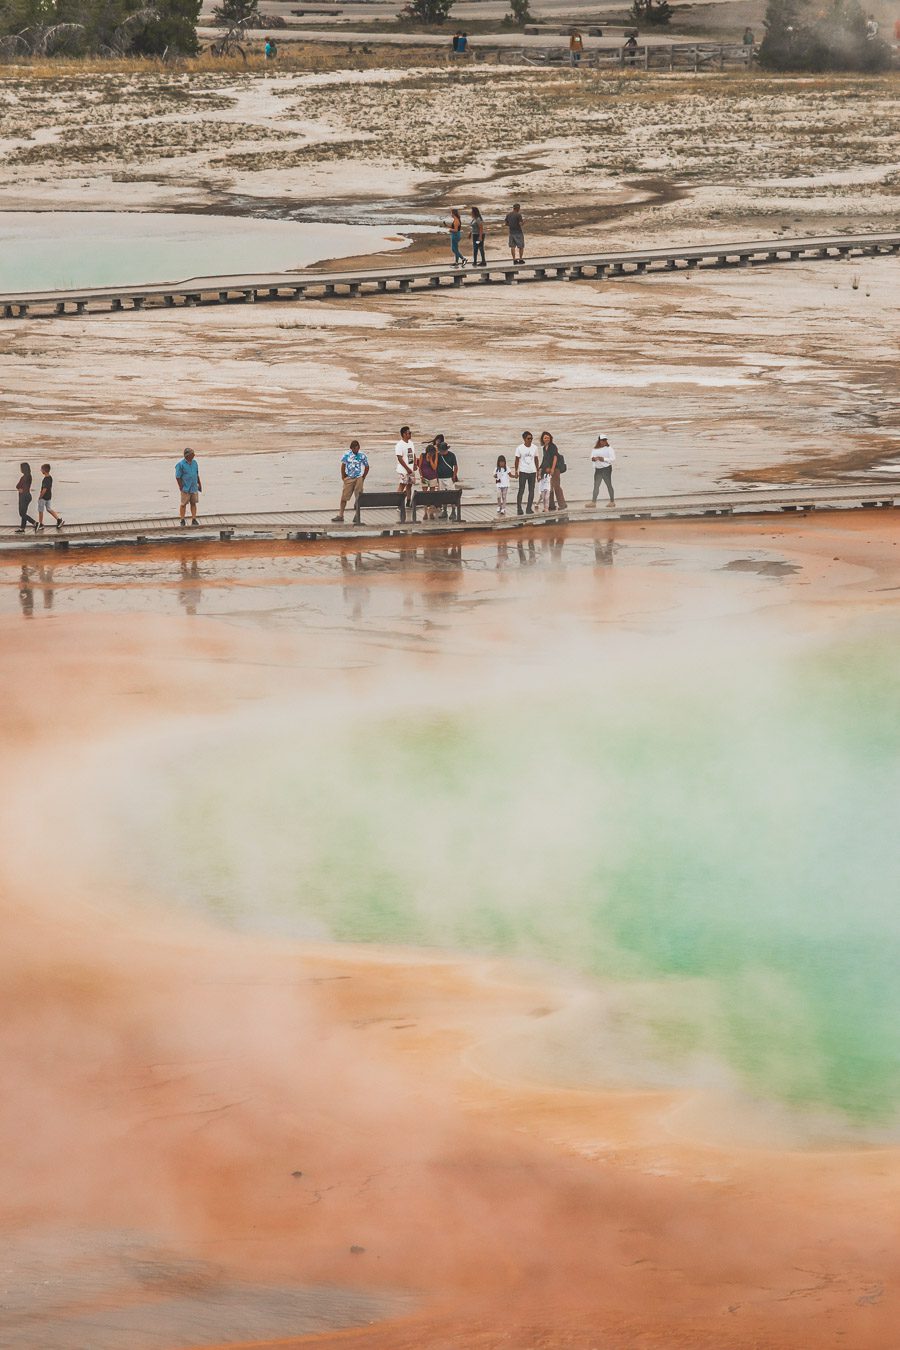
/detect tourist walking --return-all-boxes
[514,431,538,514]
[332,440,370,522]
[419,441,440,519]
[175,447,201,525]
[395,425,416,507]
[505,203,525,264]
[569,29,584,64]
[36,463,64,531]
[495,455,510,515]
[540,430,567,511]
[448,209,467,268]
[15,463,37,533]
[589,433,616,507]
[470,207,486,266]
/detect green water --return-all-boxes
[132,635,900,1125]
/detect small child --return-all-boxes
[36,462,64,531]
[495,455,510,515]
[536,470,552,513]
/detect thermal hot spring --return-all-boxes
[2,518,899,1348]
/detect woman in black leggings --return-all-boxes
[470,206,486,266]
[16,463,37,532]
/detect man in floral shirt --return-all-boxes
[333,440,370,522]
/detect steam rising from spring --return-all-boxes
[115,625,900,1130]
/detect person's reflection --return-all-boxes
[422,544,463,610]
[340,552,372,622]
[38,564,54,610]
[18,565,33,618]
[543,533,566,569]
[178,556,203,616]
[516,539,537,567]
[594,537,619,567]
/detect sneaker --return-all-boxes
[331,515,344,523]
[56,518,64,529]
[14,527,24,534]
[191,518,199,526]
[180,518,186,526]
[34,523,43,532]
[526,507,534,514]
[607,501,616,509]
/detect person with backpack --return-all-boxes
[540,431,567,511]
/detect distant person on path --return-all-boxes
[514,431,538,514]
[264,36,277,59]
[36,463,63,531]
[589,434,616,507]
[623,33,638,63]
[458,31,468,51]
[569,29,584,64]
[505,203,525,264]
[451,30,462,52]
[436,434,458,517]
[15,462,37,533]
[470,206,486,266]
[495,455,510,515]
[448,209,468,268]
[742,25,755,44]
[332,440,369,523]
[540,430,567,510]
[395,425,416,507]
[176,447,201,526]
[419,440,440,519]
[865,13,878,36]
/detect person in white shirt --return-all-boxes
[494,454,510,515]
[589,433,616,507]
[395,424,416,508]
[536,470,552,513]
[514,430,538,515]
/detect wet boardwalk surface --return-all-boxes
[1,485,896,556]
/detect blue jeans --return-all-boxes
[450,230,464,263]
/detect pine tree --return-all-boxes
[399,0,454,24]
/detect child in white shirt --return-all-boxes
[495,455,510,515]
[536,471,552,512]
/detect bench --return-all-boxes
[411,488,463,523]
[353,490,407,525]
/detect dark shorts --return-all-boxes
[508,231,525,250]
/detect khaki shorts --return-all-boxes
[180,490,199,506]
[340,477,364,506]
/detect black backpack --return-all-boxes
[557,453,567,474]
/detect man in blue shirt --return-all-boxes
[175,448,202,526]
[332,440,370,523]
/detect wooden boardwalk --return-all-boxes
[2,485,895,555]
[3,231,898,320]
